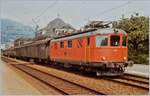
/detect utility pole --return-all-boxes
[32,18,40,37]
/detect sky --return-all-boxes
[1,0,150,29]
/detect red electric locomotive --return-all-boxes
[50,28,132,76]
[3,27,132,76]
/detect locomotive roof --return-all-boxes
[52,28,127,42]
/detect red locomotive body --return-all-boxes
[50,28,130,76]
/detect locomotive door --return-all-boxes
[86,37,91,63]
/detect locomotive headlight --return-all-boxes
[101,57,106,61]
[123,57,127,60]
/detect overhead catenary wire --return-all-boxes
[87,0,134,21]
[32,0,58,25]
[35,0,58,20]
[80,0,135,29]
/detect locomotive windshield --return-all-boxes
[96,36,108,47]
[110,35,120,46]
[122,35,127,46]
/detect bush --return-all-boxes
[129,53,149,65]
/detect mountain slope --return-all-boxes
[1,18,34,44]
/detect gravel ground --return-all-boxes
[28,64,148,95]
[125,64,149,77]
[126,64,149,73]
[0,60,42,95]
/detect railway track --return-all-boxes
[124,73,149,81]
[5,61,105,95]
[1,57,105,95]
[105,74,149,90]
[122,73,149,84]
[2,56,149,95]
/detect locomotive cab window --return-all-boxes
[122,35,127,46]
[60,41,64,48]
[110,35,120,46]
[96,36,108,47]
[68,40,72,48]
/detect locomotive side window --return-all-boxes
[60,41,64,48]
[96,36,108,47]
[87,37,90,46]
[122,35,127,46]
[68,40,72,48]
[54,43,57,49]
[111,35,120,46]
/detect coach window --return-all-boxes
[122,35,127,46]
[60,41,64,48]
[111,35,120,46]
[96,36,108,47]
[68,40,72,48]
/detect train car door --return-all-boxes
[86,37,91,63]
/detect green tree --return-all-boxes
[113,14,149,64]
